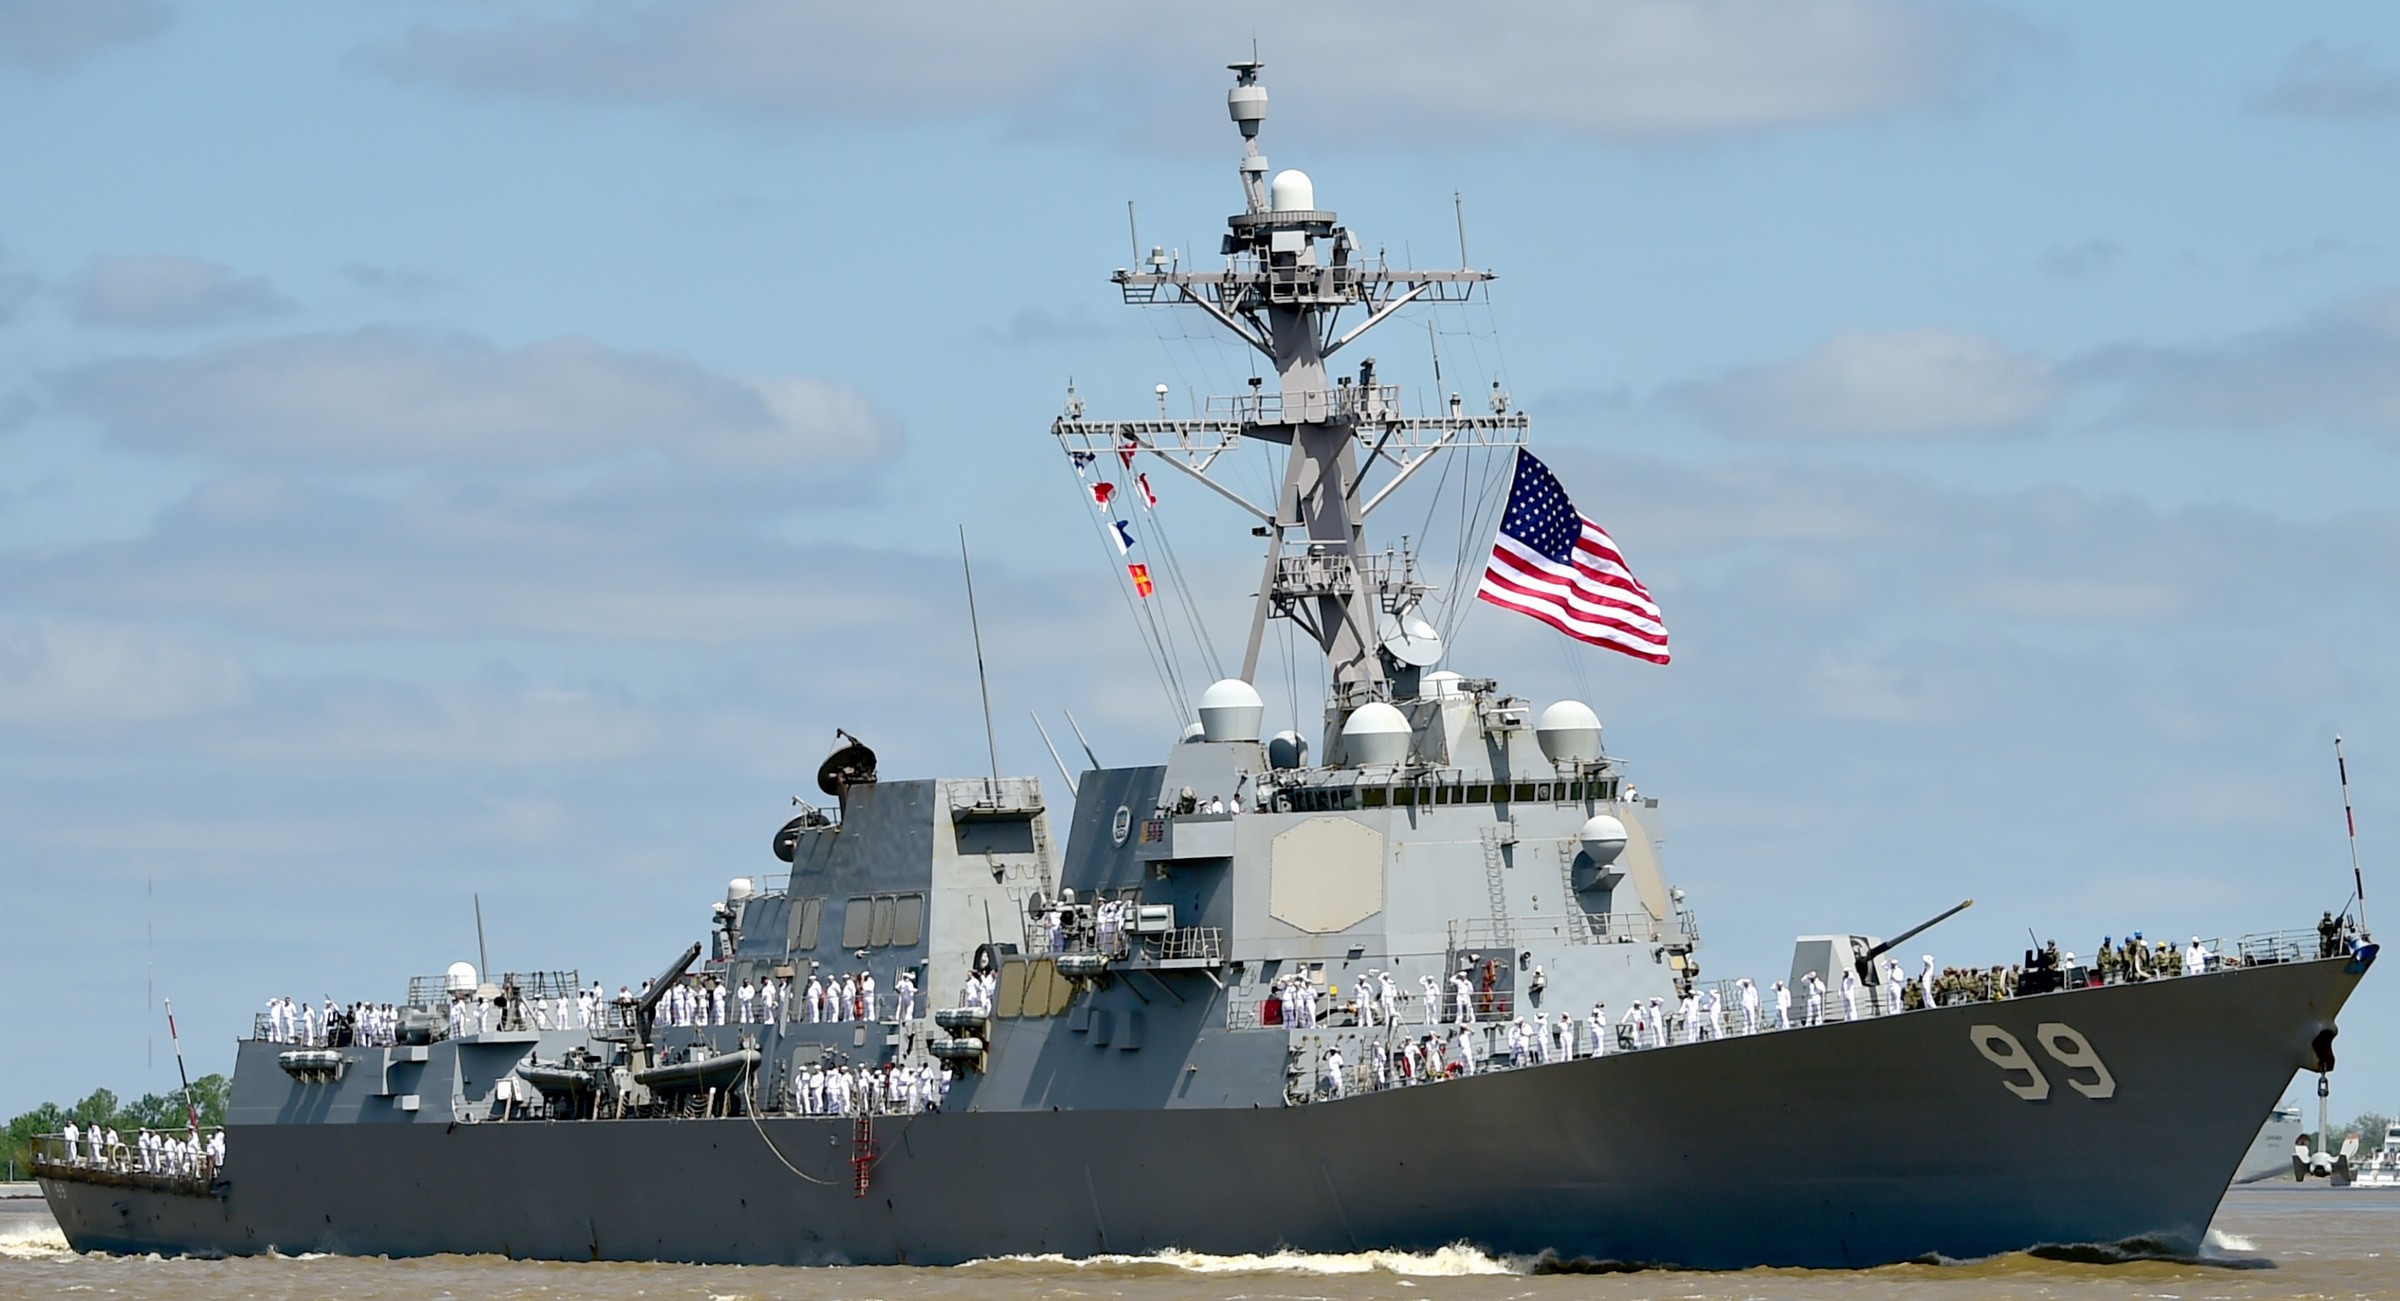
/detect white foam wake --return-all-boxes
[0,1223,73,1260]
[2206,1229,2259,1254]
[969,1243,1519,1275]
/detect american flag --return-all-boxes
[1476,450,1669,664]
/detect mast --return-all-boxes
[1052,60,1529,755]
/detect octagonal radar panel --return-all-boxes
[1270,817,1384,934]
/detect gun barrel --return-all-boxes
[1862,899,1975,969]
[633,942,704,1042]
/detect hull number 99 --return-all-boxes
[1968,1023,2116,1100]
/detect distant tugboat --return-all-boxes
[38,58,2376,1268]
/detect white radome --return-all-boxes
[1536,699,1603,764]
[1579,814,1629,866]
[1197,678,1267,742]
[728,877,756,901]
[445,961,478,994]
[1341,701,1411,767]
[1270,168,1315,212]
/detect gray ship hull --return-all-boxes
[42,951,2368,1268]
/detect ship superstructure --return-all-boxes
[35,60,2377,1270]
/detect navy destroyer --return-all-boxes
[36,61,2377,1268]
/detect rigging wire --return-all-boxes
[1063,455,1186,727]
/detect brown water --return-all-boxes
[3,1188,2395,1301]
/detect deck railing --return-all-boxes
[28,1128,222,1195]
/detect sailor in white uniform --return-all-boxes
[1675,992,1697,1044]
[1773,979,1792,1030]
[1737,978,1759,1035]
[1705,988,1726,1040]
[861,972,878,1022]
[1450,971,1476,1024]
[1882,957,1908,1013]
[1322,1047,1346,1098]
[1650,996,1668,1047]
[1839,969,1859,1022]
[1453,1024,1477,1075]
[737,980,756,1024]
[1620,1000,1644,1048]
[1589,1002,1608,1057]
[1920,955,1937,1009]
[1377,971,1400,1026]
[1803,972,1825,1027]
[1420,974,1442,1026]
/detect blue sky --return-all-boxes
[4,0,2399,1121]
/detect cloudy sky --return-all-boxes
[4,1,2398,1120]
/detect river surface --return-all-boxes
[4,1188,2396,1301]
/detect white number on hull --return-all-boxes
[1968,1023,2117,1100]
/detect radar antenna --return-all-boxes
[1053,60,1530,755]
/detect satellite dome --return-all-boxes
[1536,700,1603,765]
[445,961,478,994]
[1579,814,1629,866]
[1197,678,1266,742]
[728,877,755,901]
[1266,729,1309,770]
[1422,670,1466,698]
[1341,701,1411,768]
[1270,169,1315,212]
[1179,721,1207,744]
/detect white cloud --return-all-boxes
[2074,290,2400,438]
[65,254,294,330]
[53,327,904,469]
[0,619,249,726]
[2252,41,2400,120]
[0,0,166,72]
[365,0,2037,142]
[1668,327,2055,440]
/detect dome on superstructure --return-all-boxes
[1267,730,1309,770]
[1270,169,1315,212]
[1536,700,1602,765]
[1579,814,1629,866]
[1197,678,1266,742]
[1341,701,1411,767]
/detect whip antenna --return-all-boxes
[2338,736,2370,938]
[165,998,200,1138]
[961,527,1002,783]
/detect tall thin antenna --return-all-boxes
[1453,190,1470,268]
[2337,736,2370,938]
[474,893,490,984]
[165,998,199,1136]
[961,526,1002,782]
[1063,709,1102,770]
[146,871,155,1081]
[1127,201,1141,265]
[1030,712,1078,795]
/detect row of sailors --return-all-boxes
[1308,963,1988,1096]
[790,1060,953,1116]
[50,1123,225,1178]
[1288,955,1984,1033]
[652,970,922,1027]
[1039,894,1137,958]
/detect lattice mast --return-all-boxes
[1053,60,1529,751]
